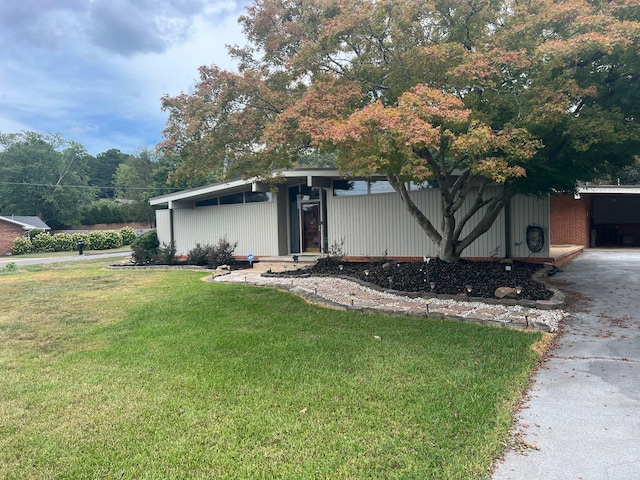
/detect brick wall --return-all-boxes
[0,221,26,256]
[550,194,592,247]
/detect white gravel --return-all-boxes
[213,270,564,332]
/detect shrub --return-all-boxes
[209,236,237,266]
[131,229,159,264]
[186,237,237,267]
[11,237,32,255]
[87,231,106,250]
[187,243,210,266]
[157,241,178,265]
[27,229,44,242]
[103,231,123,249]
[51,233,76,252]
[72,233,89,250]
[119,226,137,245]
[32,233,55,252]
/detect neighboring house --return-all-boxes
[0,216,51,256]
[150,169,552,262]
[551,185,640,248]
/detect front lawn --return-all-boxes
[0,260,543,479]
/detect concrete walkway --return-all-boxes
[492,250,640,479]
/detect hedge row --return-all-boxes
[11,227,138,255]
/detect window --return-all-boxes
[195,198,218,207]
[333,180,369,196]
[219,192,244,205]
[245,191,272,203]
[333,180,394,196]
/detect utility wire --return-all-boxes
[0,181,184,192]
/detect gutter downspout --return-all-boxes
[504,198,511,259]
[168,201,175,248]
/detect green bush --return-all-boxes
[119,226,137,245]
[103,231,123,249]
[88,231,108,250]
[51,233,76,251]
[11,237,32,255]
[131,229,159,264]
[32,233,55,252]
[72,233,89,250]
[26,229,44,242]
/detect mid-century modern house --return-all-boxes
[149,169,552,262]
[0,216,51,256]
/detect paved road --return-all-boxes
[493,250,640,479]
[0,251,131,267]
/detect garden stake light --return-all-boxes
[515,286,523,295]
[524,309,530,329]
[430,281,436,291]
[466,285,473,296]
[424,298,430,316]
[349,292,356,306]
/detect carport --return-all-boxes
[577,185,640,247]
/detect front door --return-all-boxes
[302,202,321,252]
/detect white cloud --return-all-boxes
[0,0,251,155]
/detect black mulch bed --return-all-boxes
[272,258,553,301]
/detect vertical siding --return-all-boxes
[155,209,171,246]
[509,194,550,258]
[169,202,280,257]
[326,186,506,258]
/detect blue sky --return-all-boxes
[0,0,250,156]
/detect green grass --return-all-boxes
[0,260,544,479]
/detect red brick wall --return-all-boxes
[550,194,592,247]
[0,221,26,256]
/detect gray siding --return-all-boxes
[326,186,506,258]
[326,188,549,259]
[509,194,550,258]
[158,201,281,257]
[156,209,171,246]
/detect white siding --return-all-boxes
[160,201,281,257]
[156,209,171,246]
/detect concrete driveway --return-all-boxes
[493,250,640,479]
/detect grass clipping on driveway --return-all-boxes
[0,260,543,479]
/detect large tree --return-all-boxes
[160,0,640,261]
[0,132,96,228]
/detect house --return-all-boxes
[0,216,51,256]
[149,169,553,262]
[551,185,640,248]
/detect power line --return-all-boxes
[0,181,184,192]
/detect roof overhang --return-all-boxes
[149,168,344,207]
[577,185,640,195]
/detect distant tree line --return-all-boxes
[0,131,184,229]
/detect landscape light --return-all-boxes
[339,264,344,271]
[524,309,530,329]
[349,292,356,306]
[515,286,523,295]
[466,285,473,295]
[364,269,369,277]
[424,298,430,315]
[430,281,436,291]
